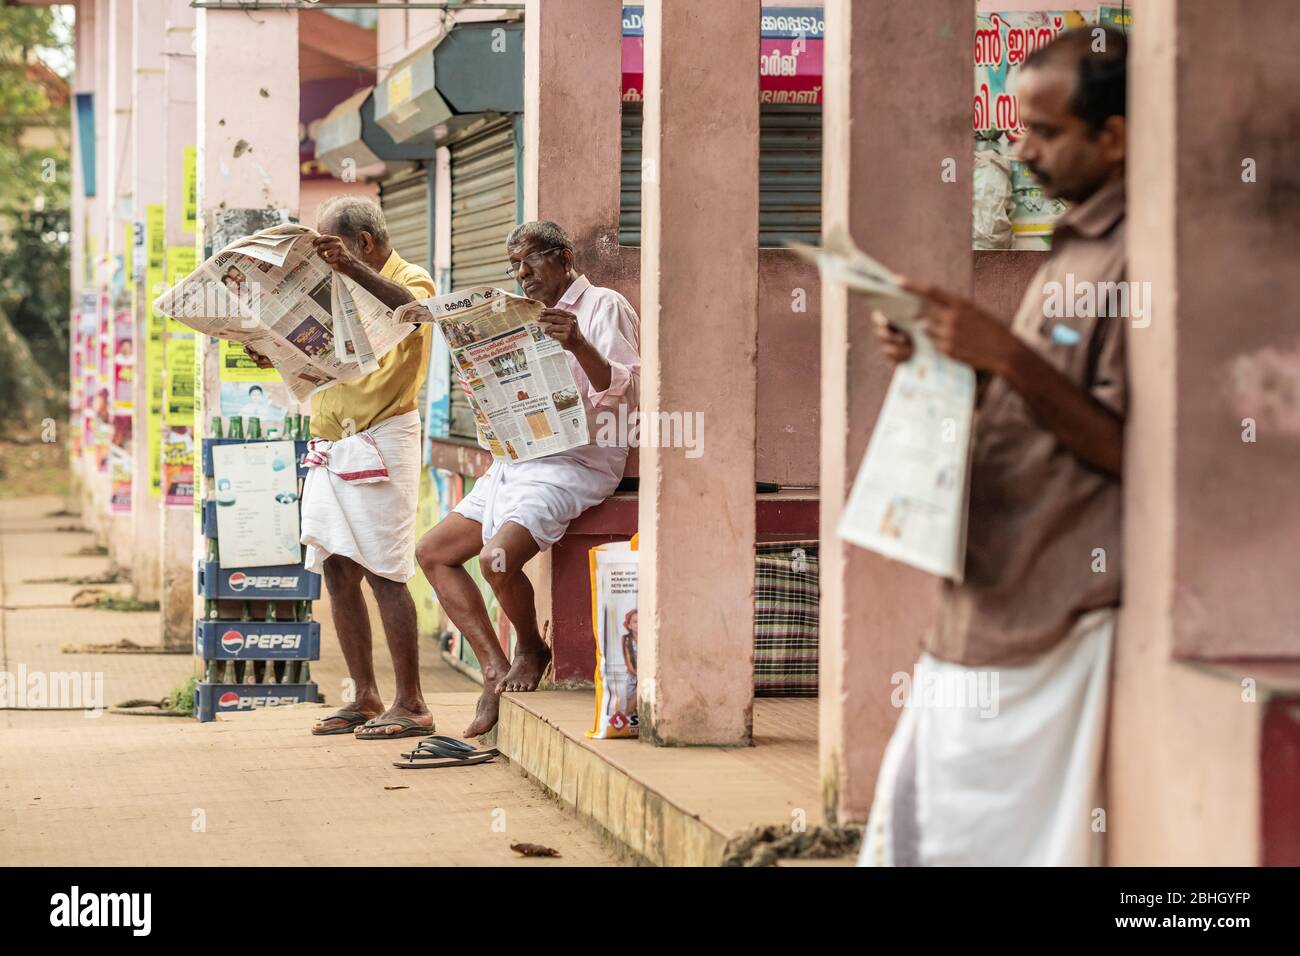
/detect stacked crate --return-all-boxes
[193,415,322,722]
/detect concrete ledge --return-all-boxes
[495,690,825,866]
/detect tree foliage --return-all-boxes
[0,6,72,425]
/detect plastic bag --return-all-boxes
[586,535,639,739]
[972,148,1015,250]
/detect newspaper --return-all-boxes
[394,286,588,462]
[791,229,976,580]
[152,224,413,402]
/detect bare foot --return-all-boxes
[463,686,500,738]
[495,643,552,695]
[353,702,433,739]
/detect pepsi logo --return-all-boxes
[229,572,249,592]
[218,692,240,708]
[220,630,245,654]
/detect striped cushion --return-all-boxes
[754,541,819,697]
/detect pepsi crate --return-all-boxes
[201,437,309,479]
[200,499,216,537]
[197,560,321,600]
[195,619,321,661]
[194,682,319,722]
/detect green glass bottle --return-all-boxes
[228,416,244,441]
[268,603,286,684]
[210,416,223,439]
[247,417,261,441]
[234,601,252,684]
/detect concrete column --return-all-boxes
[520,0,623,680]
[523,0,622,274]
[69,0,96,501]
[157,0,196,646]
[84,0,112,538]
[128,0,165,604]
[1110,0,1299,864]
[818,0,972,824]
[188,8,300,640]
[105,0,135,570]
[637,0,760,746]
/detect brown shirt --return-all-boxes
[926,180,1128,667]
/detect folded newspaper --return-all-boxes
[152,224,413,402]
[394,287,588,463]
[791,229,976,581]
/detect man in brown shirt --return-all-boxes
[861,27,1129,866]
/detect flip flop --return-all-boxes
[311,709,374,736]
[393,738,498,769]
[354,716,436,740]
[399,735,500,760]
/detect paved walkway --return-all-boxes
[0,496,623,866]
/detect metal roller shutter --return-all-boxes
[379,167,431,271]
[619,101,822,247]
[450,117,517,289]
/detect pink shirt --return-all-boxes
[485,274,641,496]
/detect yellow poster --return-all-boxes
[145,204,166,497]
[122,222,134,292]
[219,339,278,383]
[182,146,198,235]
[164,246,197,426]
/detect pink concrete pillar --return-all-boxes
[637,0,760,746]
[157,0,197,646]
[523,0,623,274]
[186,7,299,640]
[521,0,624,683]
[818,0,972,823]
[69,0,96,501]
[128,0,166,605]
[1110,0,1300,865]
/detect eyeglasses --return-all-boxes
[505,247,561,279]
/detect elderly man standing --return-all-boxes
[416,221,640,738]
[862,27,1129,865]
[247,196,437,740]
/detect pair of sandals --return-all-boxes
[313,709,435,740]
[313,709,496,770]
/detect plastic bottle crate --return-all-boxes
[194,682,319,722]
[196,560,321,600]
[194,619,321,661]
[201,437,310,479]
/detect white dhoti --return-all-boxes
[453,453,622,551]
[300,410,422,582]
[860,607,1115,867]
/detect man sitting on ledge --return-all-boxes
[416,220,641,738]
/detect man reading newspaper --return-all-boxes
[415,221,641,738]
[245,197,438,740]
[861,28,1129,865]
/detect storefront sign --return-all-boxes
[620,5,824,103]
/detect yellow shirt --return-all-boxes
[311,251,437,440]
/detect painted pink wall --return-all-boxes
[299,178,380,230]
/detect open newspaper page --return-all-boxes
[792,230,976,580]
[394,286,588,462]
[152,224,412,403]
